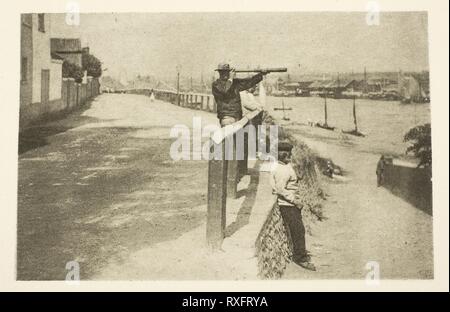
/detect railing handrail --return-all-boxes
[129,88,212,97]
[211,109,263,144]
[181,91,213,96]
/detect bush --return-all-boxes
[82,53,102,78]
[62,61,83,83]
[404,123,432,167]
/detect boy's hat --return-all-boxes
[278,141,293,152]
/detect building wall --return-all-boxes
[20,13,64,130]
[31,13,62,104]
[49,59,63,101]
[20,14,101,132]
[20,14,33,107]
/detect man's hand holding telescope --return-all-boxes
[211,62,287,127]
[228,67,287,80]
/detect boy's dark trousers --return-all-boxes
[279,204,308,263]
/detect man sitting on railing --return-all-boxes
[270,142,316,271]
[212,63,267,127]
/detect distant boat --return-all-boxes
[274,99,290,121]
[342,96,366,137]
[273,107,292,111]
[342,129,365,137]
[398,73,429,103]
[316,123,335,131]
[316,94,334,131]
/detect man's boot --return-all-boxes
[296,260,316,271]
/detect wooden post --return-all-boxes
[252,112,262,153]
[177,71,180,106]
[226,134,239,199]
[65,80,70,109]
[213,98,217,113]
[207,96,210,112]
[238,131,248,177]
[207,140,227,249]
[76,84,80,107]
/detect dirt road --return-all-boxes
[17,94,217,280]
[283,125,433,279]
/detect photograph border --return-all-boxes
[1,0,448,292]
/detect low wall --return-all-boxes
[255,114,324,278]
[255,203,293,278]
[381,159,432,215]
[19,77,100,131]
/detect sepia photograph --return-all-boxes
[12,3,444,285]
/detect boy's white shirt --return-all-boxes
[270,161,298,206]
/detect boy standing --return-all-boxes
[270,142,316,271]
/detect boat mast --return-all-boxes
[364,66,367,94]
[353,95,358,132]
[352,68,358,132]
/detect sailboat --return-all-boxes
[316,94,335,131]
[281,100,290,121]
[342,96,366,137]
[273,98,292,111]
[273,99,291,120]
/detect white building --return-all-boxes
[20,13,64,130]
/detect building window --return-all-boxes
[38,13,45,32]
[21,14,32,27]
[21,57,27,83]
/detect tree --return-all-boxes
[403,123,432,167]
[82,52,102,78]
[62,60,84,83]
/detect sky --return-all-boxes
[49,12,429,82]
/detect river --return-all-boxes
[264,96,431,158]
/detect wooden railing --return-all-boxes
[127,88,218,113]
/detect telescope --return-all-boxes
[233,67,287,73]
